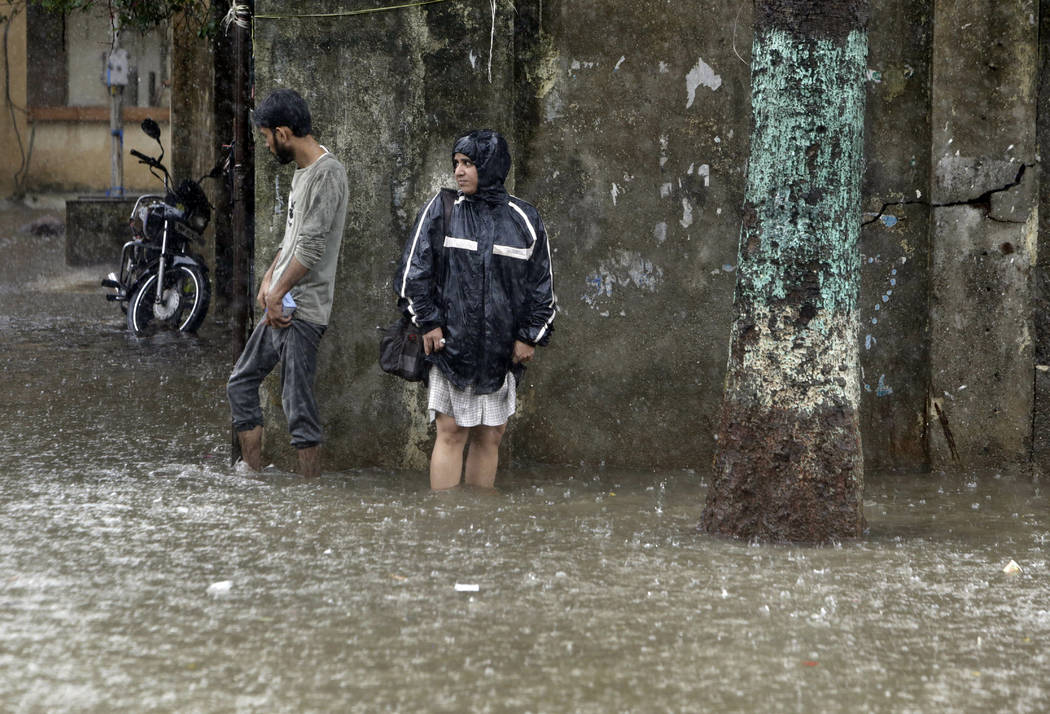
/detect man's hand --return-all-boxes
[257,252,279,311]
[264,290,292,328]
[423,327,445,355]
[256,276,270,312]
[512,340,534,364]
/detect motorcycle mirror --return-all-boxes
[141,118,161,141]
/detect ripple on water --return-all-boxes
[2,315,1049,714]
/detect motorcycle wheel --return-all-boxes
[126,263,211,333]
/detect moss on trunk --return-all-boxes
[702,3,868,544]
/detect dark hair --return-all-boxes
[254,89,312,137]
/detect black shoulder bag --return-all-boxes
[379,189,456,381]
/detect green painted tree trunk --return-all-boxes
[701,0,869,543]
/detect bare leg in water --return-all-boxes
[463,423,506,488]
[237,426,263,470]
[430,414,469,489]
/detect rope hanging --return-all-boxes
[254,0,452,20]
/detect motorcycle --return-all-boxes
[101,117,225,333]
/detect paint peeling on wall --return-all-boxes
[273,174,284,216]
[861,256,907,394]
[569,58,597,78]
[686,57,722,108]
[688,163,711,187]
[866,374,893,397]
[545,88,565,121]
[680,198,694,228]
[583,249,664,311]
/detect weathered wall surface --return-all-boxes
[251,0,1044,474]
[928,1,1039,468]
[507,3,751,468]
[170,7,234,312]
[858,1,933,470]
[1035,0,1050,469]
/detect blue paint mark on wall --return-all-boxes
[876,374,893,397]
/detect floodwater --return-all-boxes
[2,205,1049,713]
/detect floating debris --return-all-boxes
[207,580,233,596]
[20,215,64,236]
[1002,560,1022,576]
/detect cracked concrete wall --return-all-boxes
[928,0,1039,468]
[859,1,934,470]
[250,0,1045,474]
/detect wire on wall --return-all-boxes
[253,0,451,20]
[3,3,36,197]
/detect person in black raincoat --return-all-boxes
[394,130,557,489]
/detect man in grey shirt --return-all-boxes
[227,89,348,477]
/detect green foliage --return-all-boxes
[28,0,212,33]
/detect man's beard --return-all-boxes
[273,137,295,165]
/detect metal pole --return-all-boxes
[107,18,125,197]
[231,2,253,357]
[230,1,254,465]
[109,86,123,195]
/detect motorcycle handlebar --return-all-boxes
[130,149,166,173]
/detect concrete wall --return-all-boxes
[511,2,750,468]
[65,196,137,265]
[858,2,933,470]
[1035,0,1050,468]
[169,8,225,302]
[928,1,1039,468]
[252,0,1045,474]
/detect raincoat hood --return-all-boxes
[453,130,511,204]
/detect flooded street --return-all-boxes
[2,204,1049,713]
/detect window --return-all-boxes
[27,4,169,120]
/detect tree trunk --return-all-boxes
[701,0,870,543]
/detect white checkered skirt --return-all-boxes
[427,366,516,427]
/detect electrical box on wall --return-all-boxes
[105,49,129,87]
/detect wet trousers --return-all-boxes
[227,318,326,449]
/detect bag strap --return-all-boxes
[439,188,456,238]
